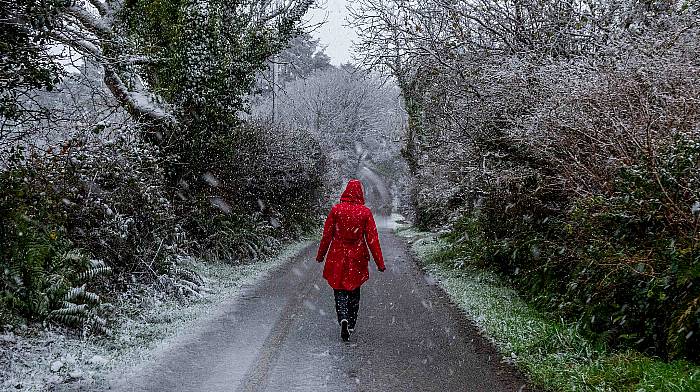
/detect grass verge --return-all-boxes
[0,241,310,391]
[395,226,700,392]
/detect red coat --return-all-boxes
[316,179,385,291]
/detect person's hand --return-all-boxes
[316,258,323,263]
[378,266,386,272]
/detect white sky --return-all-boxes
[305,0,357,65]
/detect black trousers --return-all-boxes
[334,288,361,329]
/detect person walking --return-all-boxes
[316,179,386,342]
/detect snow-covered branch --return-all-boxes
[65,5,112,37]
[58,2,177,131]
[87,0,110,17]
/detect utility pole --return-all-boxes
[271,55,276,124]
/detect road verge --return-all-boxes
[0,241,311,391]
[395,224,699,392]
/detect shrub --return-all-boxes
[437,131,700,360]
[0,174,111,332]
[394,5,700,361]
[0,128,183,329]
[173,122,326,260]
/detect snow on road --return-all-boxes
[95,229,533,392]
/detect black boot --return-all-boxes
[340,319,350,342]
[348,287,360,333]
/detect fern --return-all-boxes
[77,259,111,280]
[63,285,100,304]
[1,211,112,332]
[170,266,203,286]
[52,302,88,315]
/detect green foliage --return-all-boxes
[434,215,494,268]
[0,132,182,331]
[122,0,324,252]
[562,133,700,360]
[393,3,700,361]
[410,233,700,391]
[176,122,325,259]
[203,214,281,262]
[429,132,700,361]
[1,0,323,337]
[7,134,183,277]
[0,181,111,332]
[127,0,312,130]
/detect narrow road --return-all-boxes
[106,225,534,392]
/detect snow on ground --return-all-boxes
[377,212,409,230]
[0,241,310,392]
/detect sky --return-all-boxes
[305,0,357,65]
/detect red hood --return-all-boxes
[340,179,365,204]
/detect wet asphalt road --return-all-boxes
[106,226,534,392]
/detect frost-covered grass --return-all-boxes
[399,229,700,392]
[0,241,310,391]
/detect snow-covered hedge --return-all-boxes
[0,0,326,334]
[353,0,700,361]
[0,128,184,330]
